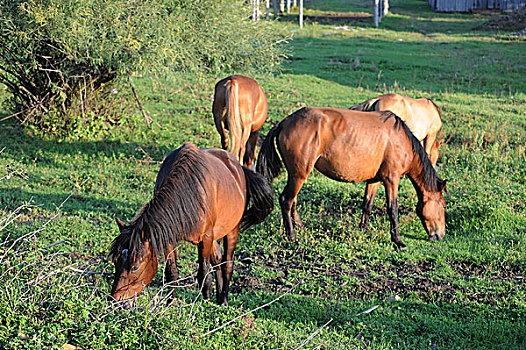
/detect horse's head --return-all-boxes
[416,181,447,241]
[110,218,158,301]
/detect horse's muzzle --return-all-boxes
[428,232,445,241]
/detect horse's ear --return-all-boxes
[115,218,125,231]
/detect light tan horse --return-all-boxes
[350,93,443,165]
[213,75,268,168]
[257,107,446,249]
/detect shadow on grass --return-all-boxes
[180,290,526,349]
[284,35,524,93]
[0,121,171,163]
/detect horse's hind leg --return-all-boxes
[217,229,239,306]
[197,239,214,300]
[280,175,308,240]
[243,130,260,168]
[237,127,252,166]
[425,133,439,166]
[213,97,228,150]
[360,181,380,230]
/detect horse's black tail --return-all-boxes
[256,123,283,182]
[240,166,274,230]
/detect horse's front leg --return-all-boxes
[384,177,407,250]
[164,243,179,303]
[217,229,239,306]
[360,181,380,230]
[197,239,214,300]
[291,200,303,230]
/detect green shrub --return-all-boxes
[0,0,284,139]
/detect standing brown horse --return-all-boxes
[257,107,446,249]
[349,93,444,231]
[349,93,443,165]
[110,142,273,305]
[213,75,268,167]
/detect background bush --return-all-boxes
[0,0,284,139]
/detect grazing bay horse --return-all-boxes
[213,75,268,167]
[349,93,443,165]
[256,107,446,249]
[110,142,274,305]
[350,94,444,231]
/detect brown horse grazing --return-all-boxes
[256,107,446,249]
[349,94,444,231]
[213,75,268,168]
[109,142,274,305]
[349,93,443,165]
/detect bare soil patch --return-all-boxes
[476,9,526,32]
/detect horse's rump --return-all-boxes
[213,75,268,166]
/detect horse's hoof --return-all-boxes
[394,242,407,250]
[217,299,228,307]
[293,224,304,231]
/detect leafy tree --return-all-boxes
[0,0,284,138]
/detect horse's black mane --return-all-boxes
[109,143,210,261]
[349,98,380,112]
[381,111,444,192]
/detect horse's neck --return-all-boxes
[406,159,427,200]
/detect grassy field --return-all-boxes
[1,0,525,349]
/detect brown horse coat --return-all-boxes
[257,107,446,249]
[350,93,443,165]
[110,143,274,305]
[213,75,268,167]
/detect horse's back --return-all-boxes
[375,94,442,140]
[200,148,247,230]
[157,144,247,240]
[279,107,408,183]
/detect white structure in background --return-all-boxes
[374,0,389,27]
[258,0,304,27]
[257,0,392,28]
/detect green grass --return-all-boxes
[1,0,526,349]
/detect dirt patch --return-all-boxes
[348,260,457,302]
[476,9,526,33]
[233,247,525,305]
